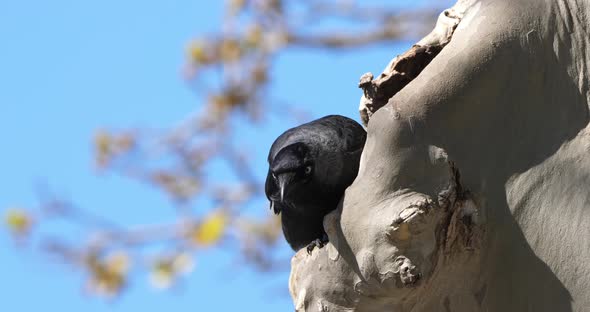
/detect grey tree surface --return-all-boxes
[289,0,590,311]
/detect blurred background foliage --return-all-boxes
[4,0,442,299]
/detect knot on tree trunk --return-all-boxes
[289,155,485,311]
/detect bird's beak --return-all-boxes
[276,172,295,202]
[279,178,287,202]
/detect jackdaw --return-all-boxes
[265,115,366,253]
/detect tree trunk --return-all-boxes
[289,0,590,311]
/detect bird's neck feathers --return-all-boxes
[280,199,330,217]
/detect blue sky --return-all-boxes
[0,1,439,310]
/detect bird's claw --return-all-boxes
[306,237,328,255]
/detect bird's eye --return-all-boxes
[304,165,312,175]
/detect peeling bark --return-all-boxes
[290,0,590,311]
[358,4,462,127]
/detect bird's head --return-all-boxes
[269,142,314,202]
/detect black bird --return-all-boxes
[265,115,366,253]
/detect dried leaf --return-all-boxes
[150,259,175,289]
[149,253,194,290]
[86,252,130,297]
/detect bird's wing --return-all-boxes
[340,119,367,154]
[312,115,367,153]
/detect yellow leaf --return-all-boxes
[187,40,212,65]
[94,131,111,153]
[94,131,112,167]
[190,212,227,246]
[4,208,32,236]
